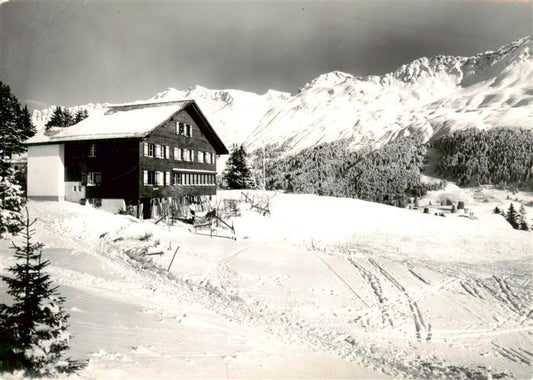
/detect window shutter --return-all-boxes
[165,171,170,186]
[165,145,170,159]
[143,170,148,185]
[155,144,161,158]
[173,147,178,160]
[143,143,148,157]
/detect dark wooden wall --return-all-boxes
[62,107,220,205]
[64,139,139,201]
[139,108,217,199]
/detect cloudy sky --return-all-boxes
[1,0,531,109]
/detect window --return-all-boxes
[172,171,216,186]
[176,122,192,137]
[143,170,155,186]
[87,172,102,186]
[198,151,204,163]
[183,149,193,162]
[176,122,185,136]
[88,143,96,157]
[144,143,155,157]
[154,145,170,159]
[154,171,163,186]
[172,172,181,185]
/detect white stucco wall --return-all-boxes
[27,144,65,201]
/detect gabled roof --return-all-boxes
[25,100,229,154]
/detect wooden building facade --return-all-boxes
[26,100,228,219]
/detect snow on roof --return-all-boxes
[25,100,192,144]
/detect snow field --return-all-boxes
[1,187,532,378]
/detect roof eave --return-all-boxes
[188,102,229,155]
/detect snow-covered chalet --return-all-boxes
[24,100,228,219]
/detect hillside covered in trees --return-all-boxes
[253,136,439,207]
[431,127,533,189]
[0,81,35,157]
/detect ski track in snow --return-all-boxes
[2,190,532,379]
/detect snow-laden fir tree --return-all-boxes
[0,159,24,236]
[73,109,89,124]
[45,107,73,130]
[1,81,35,158]
[223,144,256,189]
[45,107,88,131]
[0,209,84,377]
[506,203,519,229]
[519,204,529,231]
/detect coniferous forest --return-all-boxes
[431,127,533,189]
[253,135,438,207]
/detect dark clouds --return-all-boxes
[1,1,531,108]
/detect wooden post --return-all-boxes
[167,246,180,272]
[137,199,141,219]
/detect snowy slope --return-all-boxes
[31,36,532,155]
[1,188,532,379]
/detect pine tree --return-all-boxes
[506,203,519,229]
[223,144,256,189]
[0,209,84,377]
[18,105,36,143]
[0,159,25,236]
[493,206,501,214]
[0,81,36,158]
[45,107,75,130]
[45,107,64,130]
[519,204,529,231]
[0,82,21,158]
[73,109,89,124]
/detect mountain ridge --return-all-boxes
[31,35,532,155]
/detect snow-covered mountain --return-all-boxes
[32,36,532,155]
[247,35,532,153]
